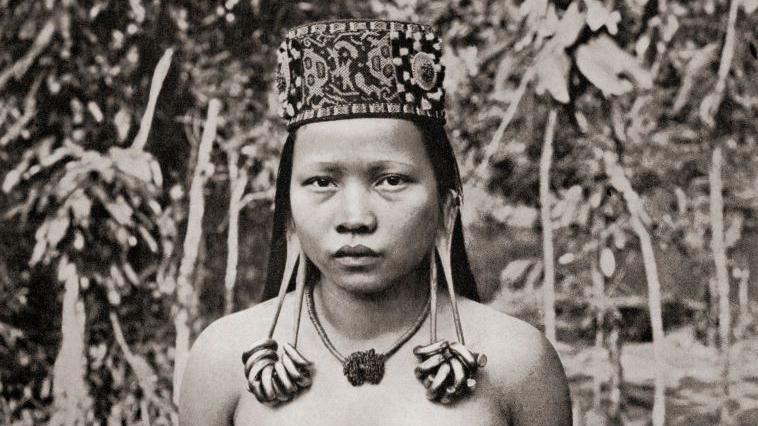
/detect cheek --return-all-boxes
[289,191,329,259]
[387,192,438,250]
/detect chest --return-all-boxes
[233,351,507,426]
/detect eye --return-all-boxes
[304,176,336,189]
[376,174,410,189]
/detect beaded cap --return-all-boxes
[276,20,446,129]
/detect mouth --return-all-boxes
[333,245,380,267]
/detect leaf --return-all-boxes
[105,197,134,226]
[500,259,537,287]
[519,0,548,21]
[585,0,621,35]
[612,226,628,249]
[109,147,153,183]
[554,2,585,48]
[2,169,21,193]
[492,54,515,102]
[122,263,139,285]
[724,212,744,248]
[130,355,157,395]
[537,4,559,42]
[459,46,479,77]
[440,48,467,96]
[47,215,71,247]
[56,257,77,283]
[661,14,679,42]
[138,226,159,253]
[590,190,603,208]
[635,34,651,58]
[535,48,571,103]
[68,191,92,221]
[149,158,163,187]
[558,252,576,265]
[600,247,616,277]
[29,238,47,266]
[114,108,131,142]
[39,146,74,168]
[672,43,719,114]
[576,34,653,97]
[111,264,126,288]
[523,260,544,289]
[87,101,104,123]
[553,185,583,226]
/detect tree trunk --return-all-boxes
[540,109,558,344]
[736,267,750,339]
[630,214,666,426]
[608,313,623,423]
[590,248,605,412]
[707,277,719,347]
[709,146,731,422]
[172,99,221,404]
[50,259,91,426]
[224,149,247,315]
[604,152,666,425]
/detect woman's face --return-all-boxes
[290,118,440,295]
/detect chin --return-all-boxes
[331,273,399,296]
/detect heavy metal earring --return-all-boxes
[242,229,312,405]
[413,191,487,404]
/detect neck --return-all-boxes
[312,262,430,346]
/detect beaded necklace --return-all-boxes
[305,284,430,386]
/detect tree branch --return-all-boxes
[109,312,168,425]
[239,188,275,208]
[172,99,221,404]
[0,19,55,93]
[540,109,558,344]
[223,149,248,315]
[709,145,732,421]
[603,151,666,425]
[131,48,174,151]
[699,0,741,127]
[472,65,536,180]
[0,75,42,147]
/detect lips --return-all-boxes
[334,245,380,258]
[333,245,380,267]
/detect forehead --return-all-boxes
[292,118,431,168]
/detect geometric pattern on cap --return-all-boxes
[276,19,446,129]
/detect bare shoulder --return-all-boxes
[456,298,572,425]
[194,295,283,354]
[178,295,286,426]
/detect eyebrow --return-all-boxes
[298,160,416,173]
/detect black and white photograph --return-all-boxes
[1,0,757,424]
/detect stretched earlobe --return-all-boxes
[243,232,313,405]
[413,190,486,404]
[435,190,464,345]
[429,250,439,343]
[267,227,301,339]
[292,246,307,348]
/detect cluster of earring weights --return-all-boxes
[241,196,486,405]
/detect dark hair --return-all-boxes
[260,120,480,302]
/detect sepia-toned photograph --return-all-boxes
[1,0,757,424]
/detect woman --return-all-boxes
[179,19,571,425]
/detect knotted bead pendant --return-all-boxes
[342,349,386,386]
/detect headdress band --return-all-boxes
[276,20,447,130]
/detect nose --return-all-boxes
[335,183,377,235]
